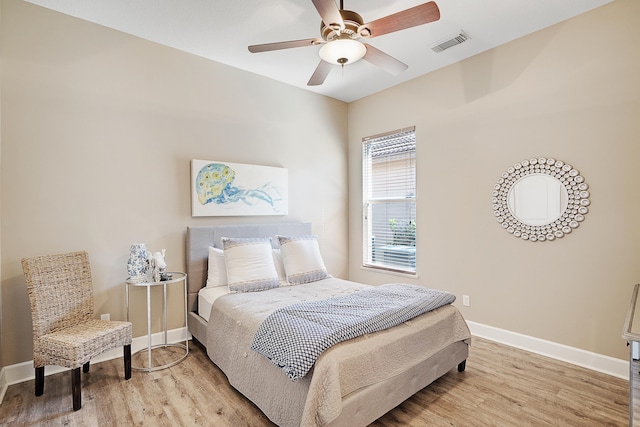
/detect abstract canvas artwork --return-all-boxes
[191,159,288,216]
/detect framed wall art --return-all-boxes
[191,159,288,217]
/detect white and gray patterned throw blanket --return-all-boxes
[250,283,456,381]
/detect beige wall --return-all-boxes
[0,0,348,366]
[348,0,640,361]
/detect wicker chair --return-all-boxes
[21,251,132,411]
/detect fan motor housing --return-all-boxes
[321,10,368,41]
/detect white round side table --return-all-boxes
[125,272,189,371]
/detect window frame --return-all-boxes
[362,126,417,275]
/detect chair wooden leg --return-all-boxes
[72,367,81,411]
[35,367,44,396]
[124,344,132,380]
[83,361,90,373]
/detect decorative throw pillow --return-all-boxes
[222,237,280,293]
[277,235,330,285]
[206,246,227,288]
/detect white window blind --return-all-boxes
[362,127,416,274]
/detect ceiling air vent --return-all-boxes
[431,32,469,53]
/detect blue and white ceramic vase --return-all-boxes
[127,243,149,283]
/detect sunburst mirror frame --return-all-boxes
[492,157,591,242]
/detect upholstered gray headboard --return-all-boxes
[185,222,312,313]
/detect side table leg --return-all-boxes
[126,283,130,322]
[147,284,152,371]
[183,278,189,353]
[163,283,168,346]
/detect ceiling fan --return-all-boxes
[248,0,441,86]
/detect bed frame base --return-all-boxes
[188,311,207,344]
[323,340,468,427]
[190,309,468,426]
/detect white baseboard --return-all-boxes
[468,321,628,380]
[0,327,189,404]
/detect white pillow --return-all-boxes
[206,246,227,288]
[277,235,330,285]
[222,237,280,293]
[272,249,288,286]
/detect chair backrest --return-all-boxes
[22,251,95,339]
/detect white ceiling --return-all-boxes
[26,0,613,103]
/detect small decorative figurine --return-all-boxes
[148,249,167,282]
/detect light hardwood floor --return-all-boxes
[0,337,628,426]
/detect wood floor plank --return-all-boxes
[0,337,628,426]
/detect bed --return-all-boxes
[186,223,471,427]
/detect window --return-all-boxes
[362,127,416,274]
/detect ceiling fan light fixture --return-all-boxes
[319,39,366,65]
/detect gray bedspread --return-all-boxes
[251,284,456,381]
[206,278,470,427]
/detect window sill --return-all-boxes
[360,265,419,280]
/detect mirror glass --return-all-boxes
[507,174,568,226]
[492,157,590,242]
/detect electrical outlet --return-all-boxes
[462,295,470,307]
[100,313,110,321]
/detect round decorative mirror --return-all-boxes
[492,157,590,241]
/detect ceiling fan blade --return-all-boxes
[248,38,324,53]
[307,60,333,86]
[361,1,440,38]
[311,0,345,31]
[363,45,408,75]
